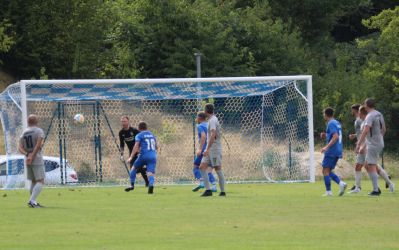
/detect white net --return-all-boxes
[0,77,313,188]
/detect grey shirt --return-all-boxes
[207,115,222,151]
[354,117,362,140]
[20,126,45,165]
[364,110,385,148]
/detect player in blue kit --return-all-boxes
[125,121,159,194]
[321,107,347,197]
[192,112,217,192]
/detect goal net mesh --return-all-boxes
[0,78,312,188]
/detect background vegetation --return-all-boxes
[0,0,398,149]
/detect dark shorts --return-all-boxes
[322,156,339,169]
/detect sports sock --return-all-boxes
[129,168,137,186]
[355,171,362,188]
[193,167,202,180]
[208,172,216,184]
[30,182,35,195]
[200,169,211,190]
[369,172,379,192]
[141,170,149,185]
[30,182,43,204]
[378,167,392,185]
[329,172,340,184]
[149,175,155,186]
[216,170,225,192]
[323,175,331,191]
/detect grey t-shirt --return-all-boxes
[207,115,222,151]
[354,117,362,140]
[20,126,45,165]
[364,110,385,148]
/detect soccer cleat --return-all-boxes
[338,182,347,196]
[27,201,43,208]
[348,188,361,194]
[219,192,226,197]
[389,182,395,193]
[124,186,135,192]
[368,190,381,196]
[145,182,149,187]
[200,190,213,197]
[385,176,392,189]
[349,185,356,191]
[192,184,204,192]
[322,191,333,197]
[211,184,218,192]
[148,186,154,194]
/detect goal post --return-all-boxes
[0,76,314,188]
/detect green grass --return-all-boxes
[0,182,398,250]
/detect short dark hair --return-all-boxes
[204,103,214,114]
[364,98,375,108]
[351,104,360,111]
[121,116,129,121]
[324,107,334,118]
[138,121,147,130]
[359,105,367,116]
[197,111,207,121]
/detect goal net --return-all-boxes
[0,76,314,188]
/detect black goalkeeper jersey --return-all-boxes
[119,127,140,155]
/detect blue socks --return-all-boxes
[329,172,341,184]
[193,167,202,180]
[149,175,155,186]
[208,172,215,183]
[324,175,331,191]
[129,168,137,185]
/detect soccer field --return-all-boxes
[0,182,398,250]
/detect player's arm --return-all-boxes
[196,131,206,156]
[119,131,125,155]
[349,133,356,141]
[321,133,338,153]
[356,125,370,153]
[18,140,28,156]
[204,129,216,156]
[128,141,140,163]
[27,137,44,165]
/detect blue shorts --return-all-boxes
[194,155,203,166]
[134,154,156,174]
[322,156,339,169]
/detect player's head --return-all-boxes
[364,98,375,111]
[323,107,334,121]
[204,103,214,115]
[138,121,148,131]
[359,105,368,120]
[28,114,39,126]
[351,104,360,116]
[196,111,207,123]
[121,116,130,129]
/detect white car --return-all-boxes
[0,155,78,187]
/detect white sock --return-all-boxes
[355,171,362,189]
[30,182,35,195]
[30,182,43,204]
[378,167,392,184]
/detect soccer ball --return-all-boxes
[73,114,85,124]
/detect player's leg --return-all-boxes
[365,146,381,196]
[192,155,204,192]
[349,163,363,193]
[134,155,149,187]
[146,158,157,194]
[211,150,225,196]
[28,165,45,208]
[199,156,212,197]
[328,157,347,196]
[125,157,142,192]
[376,165,394,192]
[208,170,217,192]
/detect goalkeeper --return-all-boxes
[119,116,149,187]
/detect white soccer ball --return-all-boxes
[73,114,85,124]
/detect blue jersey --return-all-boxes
[325,119,343,158]
[135,131,157,157]
[197,122,208,153]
